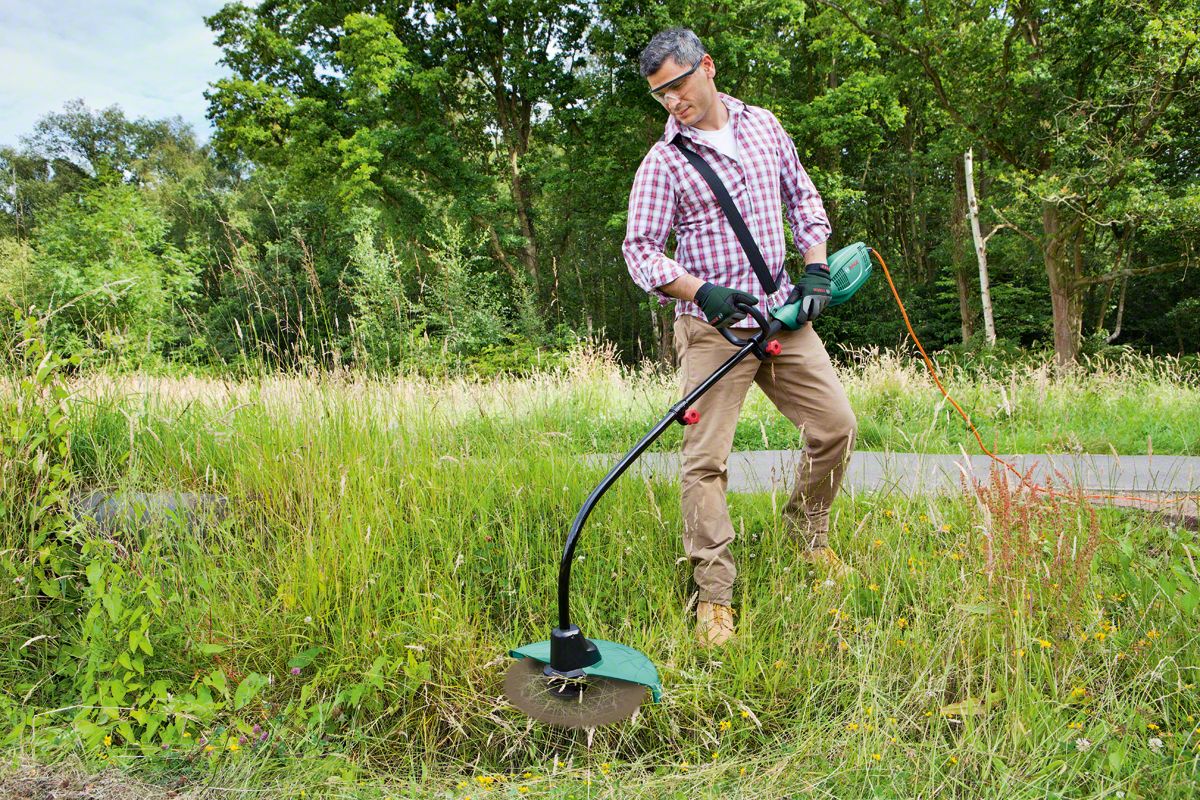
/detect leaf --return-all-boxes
[197,643,228,655]
[86,561,104,586]
[940,689,1004,717]
[233,672,268,710]
[288,646,323,669]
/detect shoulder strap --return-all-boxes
[670,134,778,295]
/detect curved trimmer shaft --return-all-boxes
[548,305,784,674]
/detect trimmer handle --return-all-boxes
[718,302,781,350]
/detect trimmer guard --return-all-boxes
[509,639,663,702]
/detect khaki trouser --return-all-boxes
[674,314,857,606]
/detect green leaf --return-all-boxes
[233,672,268,710]
[288,646,323,669]
[197,643,228,655]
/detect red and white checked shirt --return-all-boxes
[622,93,831,328]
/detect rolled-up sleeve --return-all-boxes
[622,150,686,302]
[774,116,831,255]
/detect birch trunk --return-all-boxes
[964,148,997,346]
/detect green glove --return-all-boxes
[797,262,832,322]
[694,283,759,329]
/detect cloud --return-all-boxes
[0,0,231,147]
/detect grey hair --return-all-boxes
[639,28,707,78]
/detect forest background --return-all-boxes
[1,0,1198,374]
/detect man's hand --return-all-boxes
[694,283,759,329]
[797,262,832,322]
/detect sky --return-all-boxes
[0,1,231,148]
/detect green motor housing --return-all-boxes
[771,242,873,330]
[828,241,873,307]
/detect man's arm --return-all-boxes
[622,151,687,301]
[657,272,705,302]
[773,114,832,262]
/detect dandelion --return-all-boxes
[719,720,732,731]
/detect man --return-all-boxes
[622,28,857,648]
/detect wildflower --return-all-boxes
[740,710,750,719]
[204,745,215,753]
[1075,737,1092,752]
[1148,737,1164,753]
[228,741,240,752]
[950,552,963,561]
[1147,723,1160,731]
[940,524,951,532]
[1037,639,1053,650]
[291,666,301,675]
[719,720,732,731]
[711,752,719,761]
[304,615,313,624]
[1070,687,1087,699]
[1014,648,1026,657]
[1068,722,1083,730]
[773,659,785,669]
[103,735,112,747]
[949,756,958,764]
[873,539,883,548]
[847,722,860,731]
[252,724,261,735]
[884,510,893,518]
[680,761,690,772]
[518,788,529,794]
[1095,632,1106,641]
[600,763,610,774]
[838,640,850,651]
[920,514,928,522]
[872,753,882,761]
[868,583,879,592]
[458,782,468,790]
[1147,629,1160,639]
[925,711,933,718]
[523,772,534,779]
[897,618,908,629]
[739,767,746,777]
[182,732,192,739]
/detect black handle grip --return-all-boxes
[719,302,773,347]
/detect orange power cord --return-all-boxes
[868,247,1198,512]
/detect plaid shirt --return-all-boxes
[622,93,831,328]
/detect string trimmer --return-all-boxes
[504,243,873,729]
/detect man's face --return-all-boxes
[646,55,715,127]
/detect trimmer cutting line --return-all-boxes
[505,243,873,729]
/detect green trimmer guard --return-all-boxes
[510,639,663,700]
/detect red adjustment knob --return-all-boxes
[681,408,701,425]
[765,340,783,356]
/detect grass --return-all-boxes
[2,353,1199,798]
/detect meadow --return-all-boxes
[2,348,1199,798]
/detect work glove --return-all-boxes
[694,283,759,329]
[796,262,832,323]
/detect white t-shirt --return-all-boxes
[687,116,739,162]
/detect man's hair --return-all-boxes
[639,28,707,78]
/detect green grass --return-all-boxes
[3,360,1200,798]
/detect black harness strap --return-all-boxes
[671,134,779,295]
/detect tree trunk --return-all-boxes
[951,155,975,343]
[508,145,540,286]
[1043,202,1084,364]
[964,149,996,345]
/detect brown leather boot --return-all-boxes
[695,601,736,648]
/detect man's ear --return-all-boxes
[702,54,716,78]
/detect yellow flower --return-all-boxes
[868,583,879,592]
[1147,629,1160,639]
[940,524,951,532]
[204,745,215,753]
[103,735,112,747]
[897,618,908,629]
[227,741,239,752]
[925,711,933,717]
[600,763,610,774]
[523,772,534,779]
[838,640,850,651]
[711,751,719,761]
[518,788,529,795]
[872,753,882,761]
[873,538,883,548]
[1068,722,1083,730]
[1095,632,1106,641]
[847,722,860,731]
[182,732,191,739]
[740,710,750,719]
[1014,648,1026,657]
[719,720,732,731]
[738,767,746,777]
[458,782,468,789]
[949,756,959,765]
[1037,639,1053,649]
[884,510,894,518]
[1148,723,1160,731]
[680,761,689,772]
[920,515,928,522]
[1070,687,1087,699]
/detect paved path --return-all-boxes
[604,451,1200,521]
